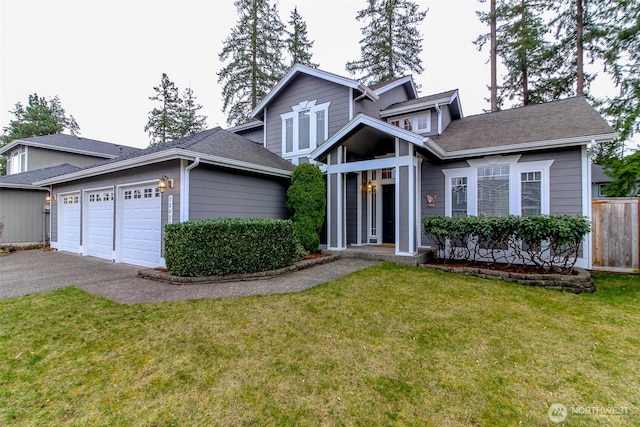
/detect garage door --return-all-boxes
[59,193,81,253]
[120,185,161,267]
[85,190,114,260]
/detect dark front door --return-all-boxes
[382,184,395,244]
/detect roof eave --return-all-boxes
[0,139,121,159]
[380,94,457,118]
[373,76,418,98]
[0,183,47,190]
[439,133,618,160]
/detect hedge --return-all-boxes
[423,215,590,273]
[164,218,299,277]
[286,164,326,253]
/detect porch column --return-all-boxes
[326,150,346,250]
[396,141,418,256]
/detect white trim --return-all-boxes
[337,147,344,249]
[225,120,263,133]
[263,108,268,148]
[442,155,554,217]
[250,64,377,118]
[579,144,592,269]
[395,139,401,254]
[417,158,423,248]
[34,148,293,186]
[349,87,354,120]
[379,91,458,118]
[281,100,331,161]
[325,156,411,174]
[357,171,362,245]
[408,145,415,254]
[181,157,200,223]
[326,153,332,249]
[373,76,418,98]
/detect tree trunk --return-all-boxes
[576,0,585,96]
[251,0,258,109]
[490,0,498,111]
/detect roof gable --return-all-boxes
[381,89,461,119]
[250,64,378,119]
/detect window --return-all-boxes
[451,177,467,217]
[521,172,541,216]
[478,165,510,216]
[390,119,400,127]
[124,190,132,200]
[415,115,430,132]
[597,183,607,197]
[144,188,154,198]
[9,147,26,174]
[403,118,413,131]
[281,100,330,159]
[133,190,142,199]
[443,155,554,218]
[381,168,393,180]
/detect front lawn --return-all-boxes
[0,265,637,426]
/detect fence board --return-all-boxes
[592,198,639,270]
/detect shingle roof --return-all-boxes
[0,164,80,187]
[70,127,294,174]
[369,75,411,91]
[592,164,613,183]
[383,89,459,111]
[2,134,139,158]
[430,97,615,153]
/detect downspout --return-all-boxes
[435,102,442,135]
[181,157,200,222]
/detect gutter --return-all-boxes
[180,157,200,222]
[434,102,442,135]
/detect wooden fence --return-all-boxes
[592,198,639,271]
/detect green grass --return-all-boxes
[0,265,638,426]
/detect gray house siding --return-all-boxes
[233,127,264,145]
[354,99,380,119]
[189,166,289,221]
[264,73,351,156]
[27,146,107,171]
[50,160,181,246]
[345,173,358,244]
[0,188,49,244]
[376,85,413,111]
[441,105,453,133]
[525,147,583,215]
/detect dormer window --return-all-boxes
[8,147,26,174]
[388,114,430,133]
[281,100,330,163]
[414,115,431,132]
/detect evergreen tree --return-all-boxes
[179,87,208,137]
[285,7,318,68]
[218,0,287,126]
[603,150,640,197]
[346,0,427,85]
[145,73,183,146]
[1,94,80,144]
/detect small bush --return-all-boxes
[164,218,299,277]
[423,215,590,273]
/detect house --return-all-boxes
[35,128,294,267]
[591,164,614,198]
[0,134,139,245]
[35,64,615,269]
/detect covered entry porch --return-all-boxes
[312,114,437,258]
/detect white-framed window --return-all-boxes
[597,183,607,197]
[281,100,331,160]
[443,155,554,217]
[403,118,413,131]
[390,119,400,127]
[414,114,431,132]
[8,147,26,174]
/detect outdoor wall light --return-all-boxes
[158,175,173,193]
[45,193,52,203]
[367,180,372,191]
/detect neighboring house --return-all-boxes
[35,64,615,269]
[591,164,614,198]
[35,128,294,268]
[0,134,140,245]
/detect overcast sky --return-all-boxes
[0,0,621,149]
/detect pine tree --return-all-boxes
[346,0,427,85]
[179,87,208,137]
[286,7,318,68]
[145,73,183,146]
[1,93,80,144]
[218,0,287,126]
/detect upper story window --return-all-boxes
[388,113,430,133]
[8,146,26,175]
[281,100,330,161]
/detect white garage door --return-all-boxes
[120,185,161,267]
[85,190,114,260]
[59,193,81,253]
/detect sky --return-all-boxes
[0,0,622,150]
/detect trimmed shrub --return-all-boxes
[423,215,590,273]
[164,218,299,277]
[286,164,326,252]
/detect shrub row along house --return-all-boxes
[2,64,615,269]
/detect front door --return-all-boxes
[382,184,395,244]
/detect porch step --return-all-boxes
[322,246,435,267]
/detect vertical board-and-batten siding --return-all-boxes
[49,160,181,245]
[189,166,289,220]
[264,73,351,156]
[0,189,49,244]
[27,147,107,170]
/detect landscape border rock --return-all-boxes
[138,254,339,285]
[421,263,595,293]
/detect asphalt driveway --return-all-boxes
[0,250,378,304]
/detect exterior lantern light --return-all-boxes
[367,180,372,191]
[45,193,52,203]
[158,175,173,193]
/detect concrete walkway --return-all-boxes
[0,250,379,304]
